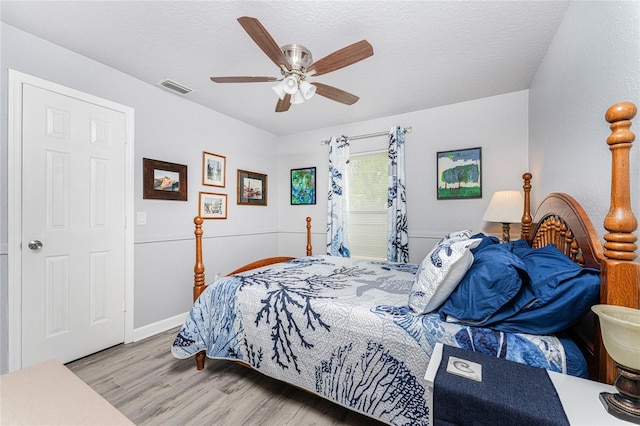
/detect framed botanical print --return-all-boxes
[290,167,316,205]
[237,169,267,206]
[143,158,187,201]
[199,191,227,219]
[436,147,482,200]
[202,151,226,187]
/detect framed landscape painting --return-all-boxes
[291,167,316,205]
[202,151,226,187]
[199,192,227,219]
[143,158,187,201]
[237,169,267,206]
[436,147,482,200]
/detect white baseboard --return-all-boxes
[132,312,187,342]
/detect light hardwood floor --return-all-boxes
[67,328,384,425]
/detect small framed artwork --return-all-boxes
[202,151,226,187]
[436,147,482,200]
[199,192,227,219]
[237,169,267,206]
[143,158,188,201]
[291,167,316,205]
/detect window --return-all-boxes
[347,150,387,260]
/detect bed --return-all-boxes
[172,101,639,425]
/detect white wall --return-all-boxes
[277,91,529,263]
[529,1,640,238]
[0,23,281,372]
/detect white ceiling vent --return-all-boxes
[157,79,194,95]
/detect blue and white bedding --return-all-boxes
[172,255,586,426]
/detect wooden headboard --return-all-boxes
[524,190,603,269]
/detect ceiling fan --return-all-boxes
[210,16,374,112]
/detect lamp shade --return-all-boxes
[592,304,640,370]
[482,190,524,223]
[298,80,316,100]
[282,75,298,95]
[290,89,305,105]
[272,81,287,100]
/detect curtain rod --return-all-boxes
[320,126,412,146]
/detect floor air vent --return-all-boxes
[157,79,193,95]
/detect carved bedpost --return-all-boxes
[193,216,207,371]
[306,217,312,256]
[601,101,639,307]
[521,173,533,241]
[599,101,639,383]
[193,216,206,302]
[603,102,638,265]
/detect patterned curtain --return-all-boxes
[327,135,351,257]
[387,126,409,263]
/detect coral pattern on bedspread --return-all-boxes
[172,255,568,426]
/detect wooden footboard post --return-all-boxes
[195,352,206,370]
[193,216,206,301]
[599,101,639,384]
[193,216,207,370]
[306,217,312,256]
[521,173,533,241]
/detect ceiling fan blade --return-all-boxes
[307,40,373,77]
[312,83,359,105]
[210,76,278,83]
[275,94,291,112]
[237,16,290,71]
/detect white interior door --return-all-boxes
[20,83,127,368]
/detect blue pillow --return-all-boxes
[469,232,500,254]
[489,244,600,334]
[439,244,532,325]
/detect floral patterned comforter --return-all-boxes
[172,255,570,425]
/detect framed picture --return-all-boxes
[436,147,482,200]
[199,192,227,219]
[202,151,226,187]
[291,167,316,205]
[237,169,267,206]
[143,158,187,201]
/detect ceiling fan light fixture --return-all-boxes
[272,81,287,100]
[290,89,305,105]
[282,75,298,94]
[212,18,374,112]
[299,80,316,100]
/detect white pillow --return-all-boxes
[440,229,473,242]
[408,236,481,314]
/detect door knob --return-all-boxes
[27,240,43,250]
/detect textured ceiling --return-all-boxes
[1,1,571,136]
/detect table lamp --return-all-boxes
[592,304,640,424]
[482,190,524,242]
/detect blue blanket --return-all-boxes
[172,255,575,425]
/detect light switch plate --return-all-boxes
[136,211,147,225]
